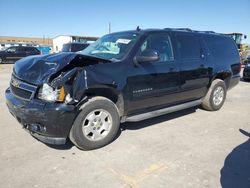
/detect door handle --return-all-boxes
[200,64,205,68]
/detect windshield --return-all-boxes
[81,32,138,60]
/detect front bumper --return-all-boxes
[5,88,77,145]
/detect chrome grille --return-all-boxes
[10,75,37,100]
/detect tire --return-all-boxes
[201,79,227,111]
[0,57,3,64]
[69,96,120,150]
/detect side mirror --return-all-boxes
[134,49,159,65]
[244,35,247,39]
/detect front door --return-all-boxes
[125,32,181,115]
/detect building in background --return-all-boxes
[53,35,98,53]
[0,36,52,54]
[0,35,99,54]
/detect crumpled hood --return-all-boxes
[14,52,79,85]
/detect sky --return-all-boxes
[0,0,250,43]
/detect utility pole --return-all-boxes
[109,22,111,34]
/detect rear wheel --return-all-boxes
[69,96,120,150]
[201,79,227,111]
[0,57,3,64]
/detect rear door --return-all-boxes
[175,33,210,101]
[126,32,181,114]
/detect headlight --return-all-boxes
[38,83,65,102]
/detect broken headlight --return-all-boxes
[38,83,65,102]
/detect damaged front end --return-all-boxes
[5,52,117,145]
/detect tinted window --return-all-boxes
[72,44,89,52]
[62,44,71,52]
[30,47,38,52]
[27,47,33,52]
[138,33,174,62]
[176,34,201,60]
[18,47,27,52]
[6,47,17,52]
[203,35,239,59]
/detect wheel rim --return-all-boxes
[213,86,224,106]
[82,109,112,141]
[0,58,2,64]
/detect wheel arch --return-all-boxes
[210,71,232,89]
[78,86,125,117]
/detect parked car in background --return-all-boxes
[5,28,241,150]
[243,57,250,81]
[0,46,40,64]
[61,42,89,52]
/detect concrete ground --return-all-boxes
[0,64,250,188]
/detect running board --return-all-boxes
[122,99,202,122]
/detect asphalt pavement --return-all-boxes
[0,64,250,188]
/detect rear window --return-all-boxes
[176,34,201,60]
[203,35,239,59]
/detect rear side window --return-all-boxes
[25,47,32,52]
[24,47,33,52]
[31,47,39,52]
[203,35,239,59]
[176,34,201,60]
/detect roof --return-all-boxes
[225,33,243,35]
[110,27,223,36]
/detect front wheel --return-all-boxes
[201,79,227,111]
[69,96,120,150]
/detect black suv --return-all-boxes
[0,46,40,64]
[5,28,241,150]
[61,42,89,52]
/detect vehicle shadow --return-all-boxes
[121,107,197,131]
[220,129,250,188]
[45,139,74,150]
[45,127,123,151]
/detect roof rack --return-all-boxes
[164,28,216,34]
[164,28,192,32]
[193,30,215,34]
